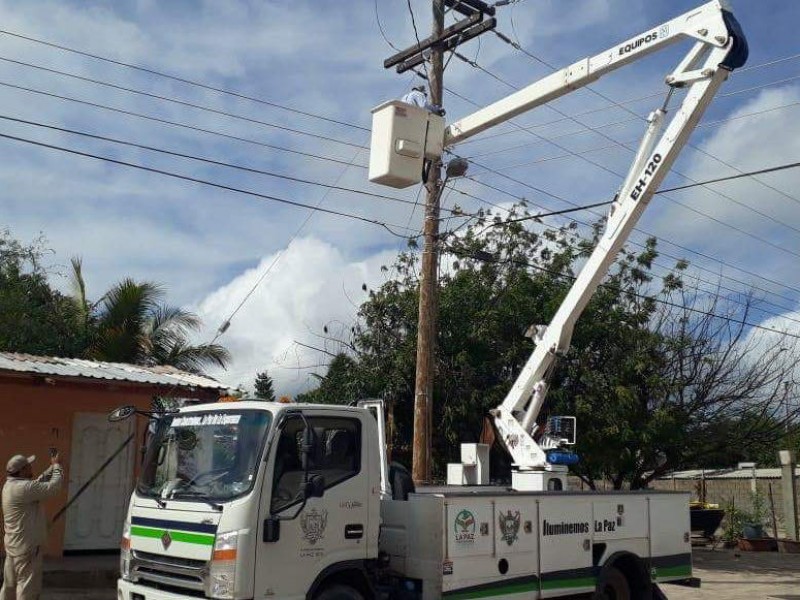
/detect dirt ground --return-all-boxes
[663,547,800,600]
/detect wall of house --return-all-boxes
[0,376,218,557]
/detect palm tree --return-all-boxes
[71,260,230,374]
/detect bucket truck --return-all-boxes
[116,3,747,599]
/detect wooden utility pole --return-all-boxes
[412,0,445,485]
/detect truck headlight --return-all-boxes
[120,520,132,581]
[208,530,239,599]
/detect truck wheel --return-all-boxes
[315,584,365,600]
[598,567,631,600]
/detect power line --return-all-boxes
[446,55,800,262]
[0,56,366,150]
[405,0,430,82]
[0,79,368,169]
[453,53,800,147]
[0,131,419,238]
[213,76,423,348]
[0,29,368,132]
[479,33,800,217]
[470,99,800,170]
[212,146,370,344]
[0,113,470,218]
[472,162,800,322]
[492,160,800,222]
[463,90,800,162]
[452,49,800,245]
[452,154,800,304]
[375,0,402,52]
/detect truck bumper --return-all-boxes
[118,579,204,600]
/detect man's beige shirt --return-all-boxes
[2,465,63,556]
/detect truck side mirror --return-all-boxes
[300,426,315,471]
[263,517,280,543]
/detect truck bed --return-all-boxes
[381,488,692,599]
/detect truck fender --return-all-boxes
[306,560,375,600]
[593,551,652,600]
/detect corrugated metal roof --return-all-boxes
[0,352,225,391]
[661,467,800,480]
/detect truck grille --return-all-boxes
[131,550,207,594]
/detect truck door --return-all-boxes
[254,413,370,599]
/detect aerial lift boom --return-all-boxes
[369,0,747,490]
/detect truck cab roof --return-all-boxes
[178,399,365,415]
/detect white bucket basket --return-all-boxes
[368,101,446,189]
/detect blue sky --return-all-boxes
[1,0,799,393]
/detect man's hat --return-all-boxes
[6,455,35,475]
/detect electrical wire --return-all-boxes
[0,80,367,169]
[659,161,800,194]
[447,56,800,261]
[0,29,368,132]
[0,56,366,150]
[469,99,800,168]
[0,113,469,218]
[490,160,800,223]
[375,0,401,51]
[211,145,370,344]
[481,32,800,215]
[406,0,431,82]
[455,55,800,147]
[419,74,800,304]
[0,131,419,238]
[461,153,800,302]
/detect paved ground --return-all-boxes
[664,547,800,600]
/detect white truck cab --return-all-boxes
[118,401,382,600]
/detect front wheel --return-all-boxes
[315,584,365,600]
[596,567,631,600]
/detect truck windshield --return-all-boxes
[138,410,272,502]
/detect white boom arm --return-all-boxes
[443,1,747,470]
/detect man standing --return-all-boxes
[1,453,63,600]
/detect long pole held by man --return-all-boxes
[412,0,445,485]
[1,451,63,600]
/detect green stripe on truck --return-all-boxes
[655,564,692,579]
[443,575,597,598]
[130,525,215,546]
[443,579,538,599]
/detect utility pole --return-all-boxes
[412,0,445,485]
[381,0,496,485]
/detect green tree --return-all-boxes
[73,264,230,374]
[298,205,800,485]
[254,370,277,401]
[0,230,86,356]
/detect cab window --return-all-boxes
[271,416,361,512]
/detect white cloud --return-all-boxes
[193,236,397,395]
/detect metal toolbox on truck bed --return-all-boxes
[380,488,691,599]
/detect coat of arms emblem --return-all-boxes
[300,508,328,545]
[498,510,521,546]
